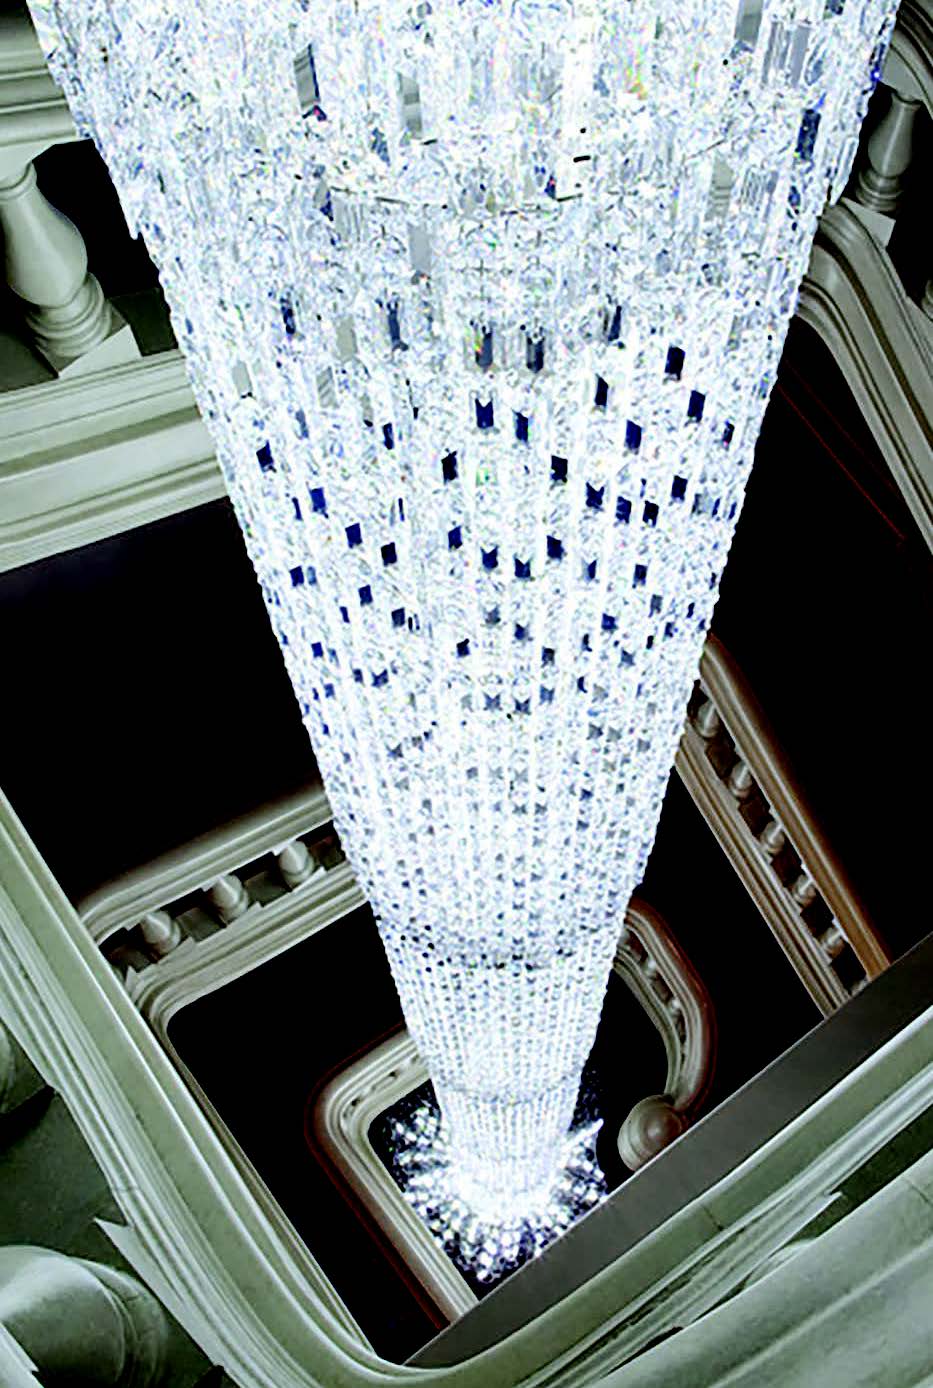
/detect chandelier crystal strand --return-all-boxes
[30,0,896,1239]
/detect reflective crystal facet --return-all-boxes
[30,0,896,1225]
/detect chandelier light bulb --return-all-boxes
[28,0,896,1250]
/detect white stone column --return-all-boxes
[0,153,138,376]
[0,1246,168,1387]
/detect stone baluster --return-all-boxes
[758,817,786,859]
[855,87,922,218]
[205,874,250,924]
[138,910,182,960]
[0,1246,167,1387]
[275,839,317,889]
[693,697,721,740]
[727,758,755,801]
[819,920,848,961]
[0,156,137,376]
[790,871,818,911]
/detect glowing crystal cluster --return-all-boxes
[375,1093,606,1286]
[30,0,895,1221]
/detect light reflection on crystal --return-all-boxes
[378,1093,607,1288]
[28,0,898,1236]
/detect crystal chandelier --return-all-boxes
[29,0,894,1239]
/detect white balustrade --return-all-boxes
[676,635,891,1016]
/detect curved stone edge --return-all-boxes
[798,199,933,554]
[615,901,717,1170]
[0,1246,168,1388]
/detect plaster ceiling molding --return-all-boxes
[677,635,892,1016]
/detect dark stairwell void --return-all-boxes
[0,501,317,902]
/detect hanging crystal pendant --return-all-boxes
[28,0,896,1234]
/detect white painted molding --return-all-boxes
[1,776,932,1385]
[0,351,224,572]
[798,200,933,553]
[313,1030,469,1320]
[125,858,370,1351]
